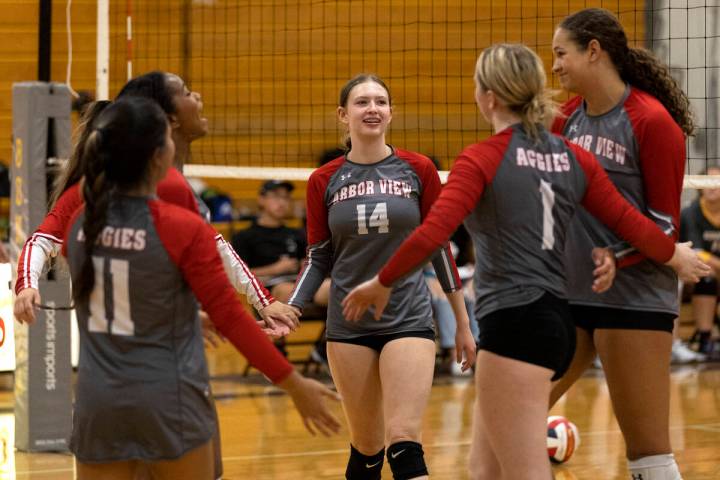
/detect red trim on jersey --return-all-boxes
[148,200,293,383]
[568,139,675,263]
[305,157,344,246]
[16,183,83,293]
[379,131,512,287]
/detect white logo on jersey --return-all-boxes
[568,124,579,134]
[568,135,627,165]
[330,180,413,205]
[516,147,570,172]
[77,226,147,251]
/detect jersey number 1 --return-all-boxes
[357,202,389,235]
[88,256,134,336]
[539,180,555,250]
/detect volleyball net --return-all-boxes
[94,1,720,187]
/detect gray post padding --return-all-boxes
[10,82,72,452]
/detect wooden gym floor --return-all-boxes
[0,347,719,479]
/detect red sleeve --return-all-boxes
[396,149,461,286]
[38,183,83,240]
[306,159,342,245]
[149,200,293,384]
[156,167,201,215]
[572,143,674,263]
[61,205,85,258]
[17,184,83,292]
[551,96,583,135]
[379,133,510,286]
[616,91,685,266]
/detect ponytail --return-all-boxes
[73,130,112,305]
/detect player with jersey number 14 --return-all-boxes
[287,73,476,480]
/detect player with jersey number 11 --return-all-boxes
[343,43,709,480]
[15,96,341,480]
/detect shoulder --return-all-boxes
[624,88,684,136]
[394,148,434,167]
[681,199,701,217]
[148,198,207,234]
[309,157,345,188]
[157,167,193,196]
[551,96,584,133]
[56,182,83,209]
[461,128,514,159]
[393,148,438,179]
[560,96,583,116]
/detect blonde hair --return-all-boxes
[474,43,557,140]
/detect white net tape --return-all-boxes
[184,165,720,189]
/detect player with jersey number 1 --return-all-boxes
[287,74,476,480]
[343,44,709,480]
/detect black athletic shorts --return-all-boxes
[571,305,675,334]
[328,329,435,353]
[476,293,575,381]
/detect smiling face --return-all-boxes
[338,80,392,143]
[165,73,208,141]
[552,28,591,94]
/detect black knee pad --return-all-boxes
[346,444,385,480]
[387,441,428,480]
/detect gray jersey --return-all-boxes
[554,87,685,314]
[378,125,676,322]
[66,195,213,462]
[289,148,461,339]
[462,126,587,319]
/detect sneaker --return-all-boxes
[671,339,706,364]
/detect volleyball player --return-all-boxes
[35,97,339,479]
[549,9,697,479]
[12,72,297,480]
[287,74,476,480]
[14,71,297,332]
[343,44,708,480]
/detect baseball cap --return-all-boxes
[260,179,295,195]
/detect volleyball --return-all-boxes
[547,416,580,463]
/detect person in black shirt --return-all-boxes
[232,180,329,306]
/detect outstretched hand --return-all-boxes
[342,276,391,322]
[279,371,342,437]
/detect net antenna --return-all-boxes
[96,0,110,100]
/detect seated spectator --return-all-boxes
[231,179,330,307]
[680,167,720,358]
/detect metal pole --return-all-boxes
[38,0,52,81]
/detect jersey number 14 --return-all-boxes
[357,202,389,235]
